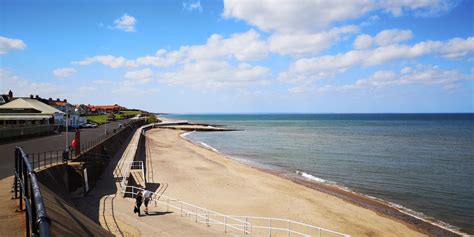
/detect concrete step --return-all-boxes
[130,170,146,188]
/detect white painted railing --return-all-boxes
[124,185,252,236]
[224,215,350,237]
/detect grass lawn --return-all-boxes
[115,110,142,120]
[86,115,107,125]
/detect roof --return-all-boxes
[0,114,53,120]
[0,98,65,115]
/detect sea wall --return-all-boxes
[33,119,145,236]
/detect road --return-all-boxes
[0,120,130,179]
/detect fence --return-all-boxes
[223,216,350,237]
[14,146,51,237]
[124,185,252,236]
[25,119,144,171]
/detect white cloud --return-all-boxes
[124,68,153,80]
[183,0,203,12]
[279,36,474,84]
[112,14,137,32]
[317,64,473,93]
[353,29,413,49]
[353,34,373,50]
[269,25,358,56]
[53,67,76,77]
[223,0,456,33]
[0,69,64,96]
[157,60,270,89]
[123,68,154,86]
[74,29,268,68]
[374,29,413,46]
[0,36,27,54]
[73,55,136,68]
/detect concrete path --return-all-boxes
[77,124,230,236]
[0,176,24,237]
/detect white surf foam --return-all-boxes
[295,170,328,183]
[180,131,195,138]
[199,142,219,153]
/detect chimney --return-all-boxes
[8,90,13,98]
[49,98,52,102]
[56,98,60,102]
[30,95,34,98]
[35,95,39,99]
[64,99,67,103]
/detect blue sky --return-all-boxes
[0,0,473,113]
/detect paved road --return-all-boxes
[0,120,130,179]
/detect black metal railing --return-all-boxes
[28,150,69,171]
[14,146,51,237]
[25,119,145,171]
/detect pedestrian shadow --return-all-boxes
[145,211,173,216]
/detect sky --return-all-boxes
[0,0,473,113]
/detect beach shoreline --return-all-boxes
[147,126,437,237]
[178,129,466,237]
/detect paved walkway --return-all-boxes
[76,124,230,236]
[0,176,24,237]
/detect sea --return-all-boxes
[165,113,474,234]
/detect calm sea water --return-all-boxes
[166,114,474,233]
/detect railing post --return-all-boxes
[195,207,198,222]
[269,219,272,237]
[318,228,321,237]
[206,210,209,226]
[167,199,169,212]
[246,217,249,234]
[224,216,227,233]
[14,148,18,199]
[19,156,23,211]
[180,202,183,217]
[288,220,291,237]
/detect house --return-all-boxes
[75,104,91,116]
[0,90,14,105]
[0,98,64,126]
[91,104,124,114]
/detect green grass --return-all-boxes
[115,110,142,120]
[120,110,142,116]
[86,115,107,125]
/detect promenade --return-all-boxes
[0,120,127,179]
[73,123,229,236]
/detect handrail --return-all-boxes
[123,185,251,235]
[15,146,51,237]
[225,215,350,237]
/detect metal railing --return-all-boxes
[27,150,69,171]
[14,146,51,237]
[124,185,251,236]
[224,216,350,237]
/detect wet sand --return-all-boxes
[146,128,435,237]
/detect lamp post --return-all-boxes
[105,112,107,135]
[65,108,69,152]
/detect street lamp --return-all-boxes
[105,112,107,135]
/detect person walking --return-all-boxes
[134,191,143,216]
[143,190,152,215]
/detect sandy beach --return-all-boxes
[146,128,429,237]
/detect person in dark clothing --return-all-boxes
[134,191,143,216]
